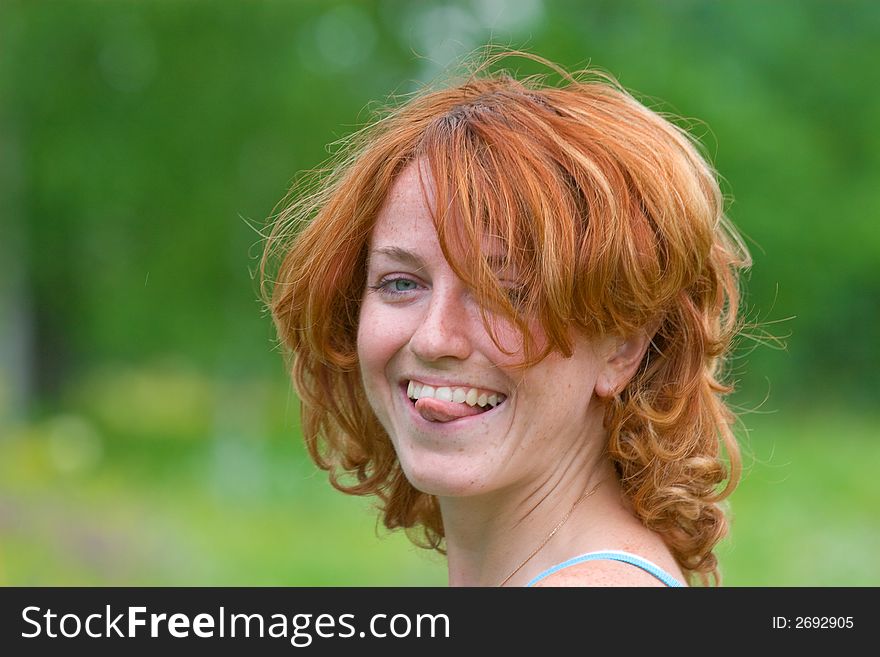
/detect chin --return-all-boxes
[397,454,493,498]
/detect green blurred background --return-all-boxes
[1,0,877,586]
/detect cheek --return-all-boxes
[550,357,603,414]
[515,344,604,414]
[480,315,550,368]
[356,300,406,386]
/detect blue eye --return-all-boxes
[391,278,417,292]
[368,276,420,297]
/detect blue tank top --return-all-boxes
[525,549,686,587]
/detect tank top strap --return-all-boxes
[525,549,686,587]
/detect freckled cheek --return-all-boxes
[482,318,550,367]
[356,303,412,391]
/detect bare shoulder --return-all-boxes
[531,557,685,588]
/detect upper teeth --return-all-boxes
[407,380,505,409]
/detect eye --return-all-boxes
[502,283,528,308]
[368,276,421,297]
[389,278,418,293]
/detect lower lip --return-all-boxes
[399,384,505,429]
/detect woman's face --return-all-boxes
[357,163,616,497]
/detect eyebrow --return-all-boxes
[369,245,518,277]
[368,246,427,272]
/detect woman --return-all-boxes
[262,52,750,587]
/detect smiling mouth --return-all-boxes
[405,380,506,423]
[407,380,506,408]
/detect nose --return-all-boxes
[409,285,474,363]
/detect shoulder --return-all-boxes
[531,558,672,587]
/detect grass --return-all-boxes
[718,409,880,586]
[0,424,447,586]
[1,382,876,586]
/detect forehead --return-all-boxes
[369,161,510,271]
[370,162,436,246]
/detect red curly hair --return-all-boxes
[262,52,751,585]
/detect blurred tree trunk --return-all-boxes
[0,131,34,421]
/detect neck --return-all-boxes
[440,453,621,587]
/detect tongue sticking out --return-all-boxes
[415,397,488,423]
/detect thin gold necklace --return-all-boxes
[497,481,603,587]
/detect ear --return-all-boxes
[594,327,656,399]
